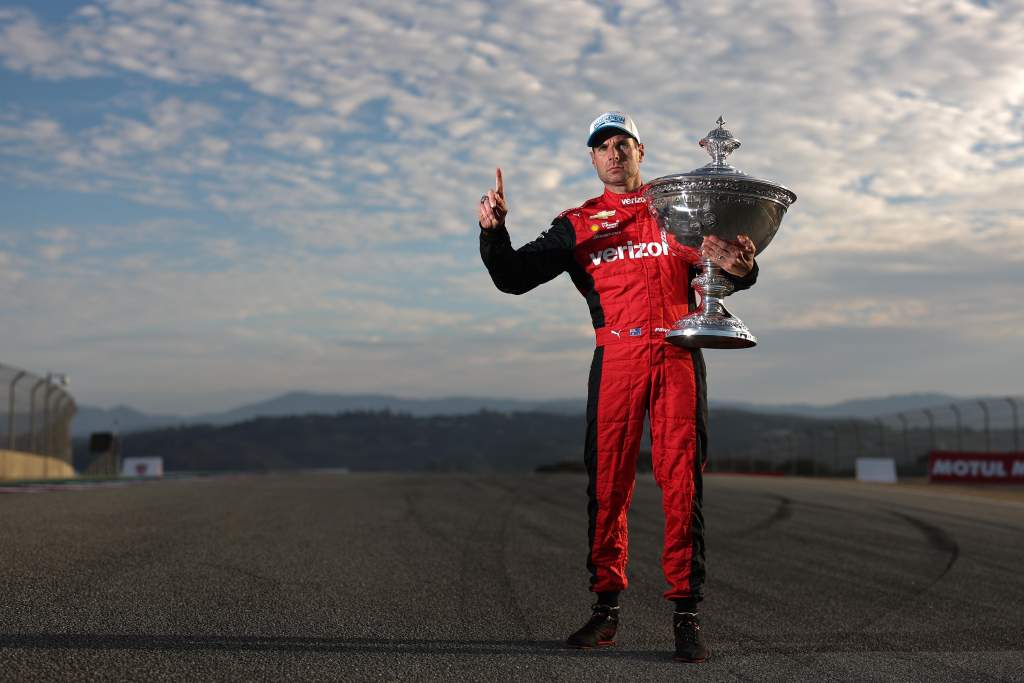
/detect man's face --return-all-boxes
[590,133,644,189]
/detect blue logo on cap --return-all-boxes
[596,113,625,128]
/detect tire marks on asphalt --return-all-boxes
[888,511,959,581]
[453,477,535,642]
[724,495,793,539]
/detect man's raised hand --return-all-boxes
[478,167,508,230]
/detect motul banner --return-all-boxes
[928,452,1024,483]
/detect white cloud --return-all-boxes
[0,8,101,78]
[12,1,1018,251]
[0,249,25,283]
[88,97,221,156]
[199,135,229,155]
[264,130,327,156]
[1,0,1023,410]
[39,244,70,262]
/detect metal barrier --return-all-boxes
[0,363,76,463]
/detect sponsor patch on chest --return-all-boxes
[589,220,620,233]
[588,237,671,265]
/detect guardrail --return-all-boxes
[0,363,76,465]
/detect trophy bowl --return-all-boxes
[644,117,796,349]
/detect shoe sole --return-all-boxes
[672,649,710,664]
[566,640,616,649]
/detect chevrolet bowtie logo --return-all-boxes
[588,210,616,219]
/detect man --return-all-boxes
[477,111,756,663]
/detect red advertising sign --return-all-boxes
[928,451,1024,483]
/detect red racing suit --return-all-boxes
[479,185,756,602]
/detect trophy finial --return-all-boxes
[700,116,741,166]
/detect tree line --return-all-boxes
[73,408,834,474]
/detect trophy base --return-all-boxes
[664,314,758,349]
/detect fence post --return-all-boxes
[897,412,909,465]
[808,429,817,476]
[28,378,48,454]
[50,396,61,461]
[8,370,26,450]
[51,395,68,458]
[853,422,862,462]
[923,409,936,453]
[43,379,59,458]
[788,431,797,476]
[833,425,840,474]
[977,400,991,452]
[950,403,963,451]
[59,398,75,464]
[1008,397,1020,452]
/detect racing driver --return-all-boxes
[477,111,757,663]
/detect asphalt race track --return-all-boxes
[1,472,1022,681]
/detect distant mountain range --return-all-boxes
[71,393,585,436]
[71,391,977,437]
[716,392,967,420]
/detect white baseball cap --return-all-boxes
[586,111,640,147]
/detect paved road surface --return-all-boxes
[1,473,1022,681]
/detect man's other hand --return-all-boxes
[700,234,756,278]
[478,167,508,229]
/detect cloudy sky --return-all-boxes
[1,0,1021,414]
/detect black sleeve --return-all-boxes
[723,260,758,292]
[479,217,576,295]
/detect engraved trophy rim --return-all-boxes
[646,116,796,213]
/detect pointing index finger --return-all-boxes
[495,167,504,197]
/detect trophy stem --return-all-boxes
[696,257,729,317]
[664,257,758,349]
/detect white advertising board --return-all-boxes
[121,456,164,478]
[855,457,897,483]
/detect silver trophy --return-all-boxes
[644,117,796,349]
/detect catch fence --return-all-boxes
[713,396,1022,477]
[0,363,76,462]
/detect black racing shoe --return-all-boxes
[672,611,710,663]
[565,604,619,649]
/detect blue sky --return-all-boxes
[1,0,1022,413]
